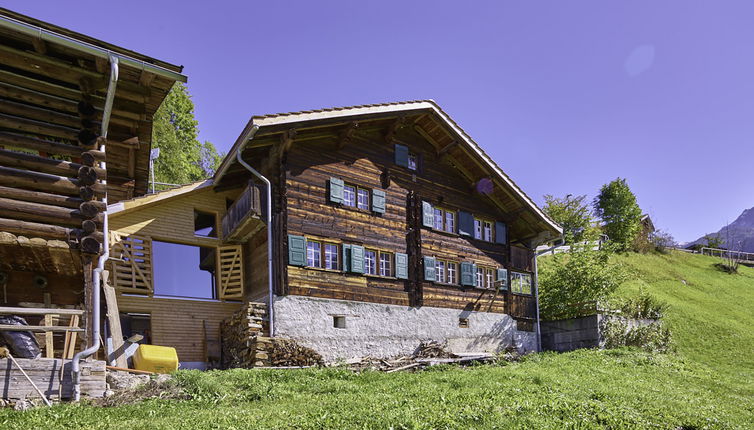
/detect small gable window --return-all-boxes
[408,153,418,171]
[343,184,356,207]
[194,210,217,238]
[357,188,370,210]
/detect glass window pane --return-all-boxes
[408,154,417,170]
[380,252,392,277]
[307,241,321,267]
[436,260,445,283]
[357,188,370,210]
[343,185,356,207]
[325,244,339,270]
[476,267,483,287]
[153,241,216,299]
[448,263,457,284]
[484,222,493,242]
[474,219,482,239]
[365,249,377,275]
[445,212,455,233]
[434,208,443,230]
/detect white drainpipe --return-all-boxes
[233,125,275,336]
[72,55,118,402]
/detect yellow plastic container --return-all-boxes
[133,344,179,374]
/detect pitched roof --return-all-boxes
[108,180,212,215]
[215,100,562,240]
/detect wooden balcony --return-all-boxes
[222,181,263,243]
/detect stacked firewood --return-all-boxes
[220,302,268,368]
[220,302,323,368]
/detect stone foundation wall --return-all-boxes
[272,295,537,363]
[540,314,659,352]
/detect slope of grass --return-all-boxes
[1,251,752,429]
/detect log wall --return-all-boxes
[0,358,105,400]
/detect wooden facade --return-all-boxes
[0,8,185,361]
[214,101,562,324]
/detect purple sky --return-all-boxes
[8,1,754,243]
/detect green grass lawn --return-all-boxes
[2,251,752,429]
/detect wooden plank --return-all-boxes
[0,216,77,241]
[0,325,84,332]
[0,165,106,198]
[103,284,127,368]
[0,148,105,179]
[44,314,54,358]
[0,306,84,316]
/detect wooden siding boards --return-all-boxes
[281,124,534,317]
[116,294,241,362]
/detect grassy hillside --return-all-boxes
[1,251,752,429]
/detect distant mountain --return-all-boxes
[689,207,754,252]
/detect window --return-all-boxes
[408,153,418,170]
[324,243,339,270]
[474,218,494,242]
[193,210,217,238]
[357,188,370,210]
[447,262,457,284]
[307,241,322,268]
[483,221,493,242]
[445,212,455,233]
[434,208,443,230]
[432,208,457,233]
[364,249,377,275]
[435,260,446,283]
[379,251,393,277]
[475,265,495,289]
[333,316,346,329]
[434,259,458,284]
[152,240,216,299]
[343,185,356,207]
[511,272,533,295]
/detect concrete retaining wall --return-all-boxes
[540,314,658,352]
[273,295,536,362]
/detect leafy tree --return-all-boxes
[593,178,643,252]
[704,234,724,249]
[543,194,599,244]
[151,83,222,187]
[538,245,628,320]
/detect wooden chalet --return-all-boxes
[0,7,186,375]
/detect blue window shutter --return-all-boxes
[423,256,436,281]
[460,262,475,286]
[329,177,344,204]
[395,144,409,168]
[372,189,386,214]
[497,268,508,289]
[495,221,507,244]
[458,211,474,237]
[422,201,434,228]
[342,244,351,272]
[395,253,409,279]
[288,235,306,267]
[350,245,365,274]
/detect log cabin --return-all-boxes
[110,101,562,364]
[0,6,186,380]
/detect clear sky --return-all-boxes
[7,1,753,243]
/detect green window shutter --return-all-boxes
[423,256,436,281]
[460,262,475,286]
[372,189,386,214]
[288,235,306,267]
[329,177,344,204]
[395,144,409,168]
[350,245,365,274]
[422,201,434,228]
[395,252,409,279]
[458,211,474,236]
[342,244,351,272]
[497,268,508,289]
[495,221,507,244]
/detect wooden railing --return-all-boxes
[222,181,262,242]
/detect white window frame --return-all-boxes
[474,219,482,240]
[447,262,457,285]
[324,243,339,270]
[483,221,493,242]
[445,211,455,234]
[511,272,533,295]
[364,248,377,275]
[379,251,393,277]
[343,185,356,207]
[307,241,322,268]
[434,208,443,230]
[357,187,370,210]
[435,260,446,283]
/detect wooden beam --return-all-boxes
[0,132,105,160]
[0,185,105,211]
[0,165,106,198]
[384,116,407,144]
[31,37,47,55]
[0,112,79,142]
[438,140,459,156]
[0,197,103,228]
[0,98,85,130]
[0,217,77,241]
[103,284,128,368]
[337,121,359,149]
[0,148,105,179]
[0,307,83,316]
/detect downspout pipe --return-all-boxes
[72,55,118,402]
[533,235,565,353]
[233,125,275,337]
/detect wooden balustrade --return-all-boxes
[222,181,263,242]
